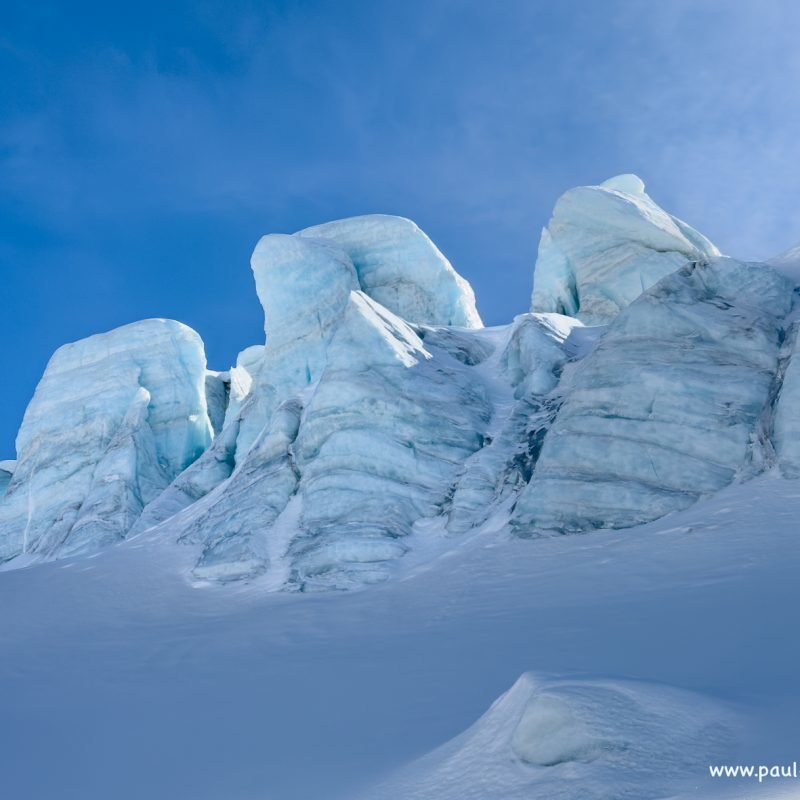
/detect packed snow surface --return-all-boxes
[0,475,798,800]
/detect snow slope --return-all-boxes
[0,474,798,799]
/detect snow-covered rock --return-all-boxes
[768,241,800,285]
[531,174,719,324]
[299,215,482,328]
[363,672,736,800]
[0,319,212,561]
[514,258,794,535]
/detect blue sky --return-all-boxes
[2,0,800,455]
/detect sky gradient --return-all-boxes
[2,0,800,455]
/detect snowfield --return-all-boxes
[0,474,799,799]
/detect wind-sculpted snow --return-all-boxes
[514,258,794,535]
[0,320,212,561]
[531,174,719,324]
[299,215,482,328]
[364,673,736,800]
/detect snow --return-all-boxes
[0,319,212,562]
[531,174,719,323]
[369,673,737,798]
[0,473,798,799]
[299,214,482,328]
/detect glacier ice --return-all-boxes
[0,460,14,499]
[773,323,800,477]
[234,234,359,456]
[205,370,230,435]
[222,344,264,431]
[287,291,490,589]
[514,257,794,535]
[164,291,492,589]
[298,214,482,328]
[0,319,212,561]
[531,174,719,324]
[445,313,586,536]
[2,179,800,587]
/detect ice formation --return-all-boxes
[514,258,794,534]
[0,461,14,499]
[298,214,482,328]
[774,325,800,477]
[0,320,212,561]
[531,174,719,324]
[1,180,799,587]
[287,292,490,589]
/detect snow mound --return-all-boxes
[299,214,482,329]
[0,319,212,561]
[363,673,737,800]
[531,173,719,323]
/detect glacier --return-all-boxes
[514,257,795,534]
[0,176,799,591]
[3,174,800,800]
[0,461,13,498]
[0,319,212,561]
[298,214,482,328]
[531,174,719,324]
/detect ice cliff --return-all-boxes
[1,188,798,588]
[0,320,211,561]
[531,174,719,323]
